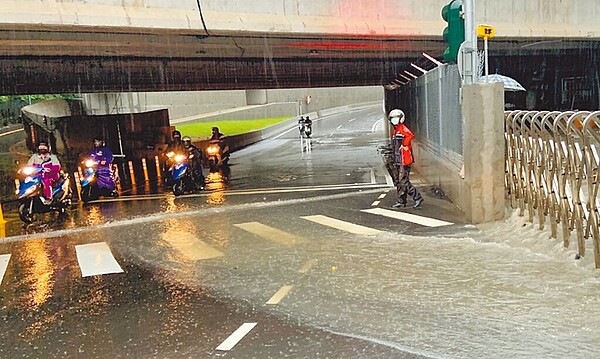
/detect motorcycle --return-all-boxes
[205,140,230,172]
[16,165,72,224]
[79,157,118,203]
[167,151,204,196]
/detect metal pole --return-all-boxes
[462,0,478,84]
[484,38,489,80]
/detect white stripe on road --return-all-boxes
[216,323,258,351]
[0,254,10,286]
[348,118,356,122]
[361,208,453,227]
[75,242,124,277]
[385,173,394,186]
[378,194,387,199]
[234,222,303,245]
[371,200,380,206]
[301,215,383,235]
[370,169,376,184]
[266,285,293,305]
[298,258,316,273]
[371,118,384,133]
[0,128,23,138]
[161,231,223,261]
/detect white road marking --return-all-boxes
[371,200,380,206]
[75,242,124,277]
[0,254,10,286]
[301,215,383,235]
[378,194,387,199]
[370,169,376,184]
[216,323,258,351]
[266,285,293,305]
[234,222,303,245]
[0,128,23,138]
[348,118,356,122]
[337,125,343,129]
[298,258,316,273]
[161,230,223,261]
[362,208,454,227]
[385,172,394,186]
[371,118,384,133]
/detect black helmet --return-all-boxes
[211,127,219,132]
[37,141,49,153]
[172,130,181,138]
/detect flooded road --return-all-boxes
[1,105,600,358]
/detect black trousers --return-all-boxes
[395,165,422,204]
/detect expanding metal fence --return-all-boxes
[505,110,600,267]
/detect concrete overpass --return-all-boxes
[0,0,599,94]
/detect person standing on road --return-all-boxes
[388,109,423,209]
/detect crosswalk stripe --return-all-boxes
[0,254,10,286]
[301,215,383,235]
[75,242,124,277]
[372,200,381,206]
[161,230,223,261]
[216,323,258,351]
[234,222,303,245]
[361,208,453,227]
[266,285,293,305]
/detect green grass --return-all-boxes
[174,116,293,139]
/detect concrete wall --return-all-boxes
[82,86,383,120]
[413,82,505,224]
[1,0,599,38]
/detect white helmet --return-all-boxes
[389,109,405,125]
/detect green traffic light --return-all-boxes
[441,0,465,64]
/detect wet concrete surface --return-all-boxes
[3,105,598,358]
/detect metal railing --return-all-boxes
[505,110,600,267]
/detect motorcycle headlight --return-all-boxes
[85,159,97,168]
[21,166,36,176]
[166,151,175,158]
[174,154,186,163]
[207,145,218,155]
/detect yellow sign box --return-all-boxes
[477,24,495,39]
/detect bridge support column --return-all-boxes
[461,82,505,223]
[246,90,268,105]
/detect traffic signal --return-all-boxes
[441,0,465,64]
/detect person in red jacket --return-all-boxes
[389,109,423,209]
[27,141,61,204]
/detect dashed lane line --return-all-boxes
[298,258,316,273]
[301,215,383,235]
[234,222,303,245]
[75,242,124,277]
[216,323,258,351]
[266,285,293,305]
[371,200,381,206]
[0,254,10,286]
[361,208,454,227]
[378,193,387,199]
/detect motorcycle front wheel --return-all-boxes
[80,185,95,203]
[173,180,185,196]
[18,200,35,224]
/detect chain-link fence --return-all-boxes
[505,110,600,267]
[396,65,463,169]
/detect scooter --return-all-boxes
[167,151,204,196]
[205,140,230,172]
[79,158,118,203]
[16,165,72,224]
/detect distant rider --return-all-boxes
[27,141,61,204]
[182,136,205,189]
[166,130,185,153]
[210,127,229,163]
[304,116,312,137]
[89,136,117,196]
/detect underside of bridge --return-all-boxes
[2,26,593,96]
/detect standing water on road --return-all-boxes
[136,205,600,359]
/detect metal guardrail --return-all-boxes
[505,110,600,267]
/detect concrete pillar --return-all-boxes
[461,83,505,223]
[246,90,268,105]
